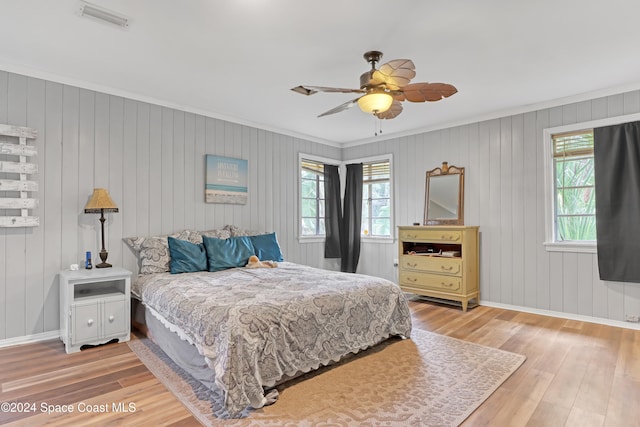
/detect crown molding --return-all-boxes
[0,59,341,149]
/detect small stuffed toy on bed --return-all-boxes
[245,255,278,268]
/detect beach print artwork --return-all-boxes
[205,155,248,204]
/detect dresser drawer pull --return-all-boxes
[442,234,461,241]
[108,315,115,322]
[441,282,455,287]
[406,233,418,239]
[87,319,94,326]
[441,265,454,271]
[407,277,418,282]
[407,262,418,268]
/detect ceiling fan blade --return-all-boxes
[375,100,403,120]
[291,85,364,96]
[370,59,416,90]
[402,82,458,102]
[318,97,361,118]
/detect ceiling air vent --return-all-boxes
[78,1,129,29]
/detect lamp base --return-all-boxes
[95,262,112,268]
[97,248,111,268]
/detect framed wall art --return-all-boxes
[0,124,39,227]
[205,155,248,204]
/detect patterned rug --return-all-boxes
[128,328,525,426]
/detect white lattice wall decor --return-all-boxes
[0,124,39,227]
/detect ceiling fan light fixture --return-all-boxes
[357,91,393,114]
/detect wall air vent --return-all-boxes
[78,1,129,29]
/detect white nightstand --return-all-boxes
[59,267,131,354]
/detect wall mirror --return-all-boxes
[424,162,464,225]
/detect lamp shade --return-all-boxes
[84,188,119,213]
[357,91,394,114]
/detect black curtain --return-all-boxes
[340,163,363,273]
[323,164,342,258]
[594,121,640,283]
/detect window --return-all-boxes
[300,157,327,237]
[299,153,393,241]
[543,113,640,252]
[552,130,596,242]
[361,159,392,238]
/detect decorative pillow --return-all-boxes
[123,230,192,274]
[168,236,208,274]
[203,235,255,272]
[185,229,232,244]
[200,228,232,239]
[224,224,260,237]
[250,232,284,261]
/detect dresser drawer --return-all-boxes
[399,271,462,293]
[400,255,462,276]
[399,229,462,243]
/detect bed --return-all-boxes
[126,227,412,416]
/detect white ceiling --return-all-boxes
[2,0,640,146]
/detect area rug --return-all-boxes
[128,328,525,426]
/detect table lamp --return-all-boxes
[84,188,119,268]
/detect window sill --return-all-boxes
[544,241,596,253]
[299,236,395,244]
[298,236,325,244]
[362,236,394,244]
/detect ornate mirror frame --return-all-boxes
[423,162,465,225]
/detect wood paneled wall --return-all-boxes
[0,71,340,341]
[2,68,639,343]
[345,91,640,324]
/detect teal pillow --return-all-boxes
[167,236,208,274]
[250,232,284,261]
[203,235,255,272]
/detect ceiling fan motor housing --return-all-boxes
[360,50,384,89]
[360,70,377,89]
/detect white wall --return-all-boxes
[0,71,340,342]
[344,90,640,323]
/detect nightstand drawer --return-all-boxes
[400,255,462,276]
[399,229,462,243]
[399,271,462,293]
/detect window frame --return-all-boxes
[543,112,640,253]
[298,153,394,244]
[298,153,339,242]
[356,154,394,242]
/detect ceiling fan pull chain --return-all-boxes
[373,116,383,136]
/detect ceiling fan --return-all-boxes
[291,51,457,120]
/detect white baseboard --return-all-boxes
[480,300,640,331]
[1,301,638,349]
[0,330,61,349]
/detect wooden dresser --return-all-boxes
[398,225,479,311]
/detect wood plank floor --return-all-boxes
[1,299,639,426]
